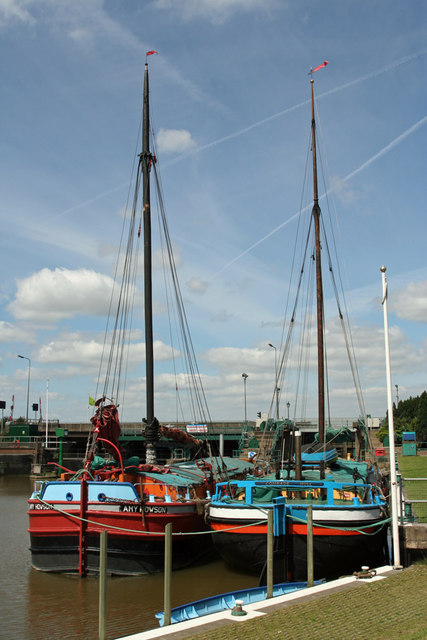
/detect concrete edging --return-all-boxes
[115,565,395,640]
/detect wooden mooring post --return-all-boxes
[267,510,274,598]
[99,530,107,640]
[307,504,314,587]
[79,477,88,576]
[164,523,173,626]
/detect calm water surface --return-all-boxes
[0,475,258,640]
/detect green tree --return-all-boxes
[377,415,408,444]
[416,391,427,441]
[377,391,427,443]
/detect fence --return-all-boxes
[398,475,427,523]
[0,434,61,449]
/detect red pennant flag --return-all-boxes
[313,60,329,72]
[146,50,158,56]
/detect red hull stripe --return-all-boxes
[210,521,377,537]
[289,523,376,537]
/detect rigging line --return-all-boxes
[266,217,313,426]
[106,211,137,394]
[322,302,332,435]
[320,214,366,419]
[102,162,142,405]
[150,141,191,421]
[278,130,313,357]
[151,161,222,468]
[94,147,142,406]
[152,163,213,424]
[157,205,184,412]
[278,209,314,380]
[314,106,367,421]
[284,216,316,421]
[116,201,141,413]
[302,254,316,421]
[315,218,364,429]
[315,139,367,419]
[274,138,314,419]
[210,114,427,280]
[150,163,189,424]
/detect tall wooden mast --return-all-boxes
[141,61,159,465]
[142,62,154,424]
[310,76,325,449]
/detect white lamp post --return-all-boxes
[381,265,401,568]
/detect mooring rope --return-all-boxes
[35,496,390,537]
[287,512,391,534]
[36,497,266,536]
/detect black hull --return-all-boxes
[30,533,214,576]
[212,529,389,582]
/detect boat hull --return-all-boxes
[29,530,212,575]
[155,579,325,626]
[211,526,388,581]
[209,501,389,581]
[28,481,212,575]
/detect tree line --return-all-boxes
[377,390,427,443]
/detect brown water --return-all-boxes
[0,475,258,640]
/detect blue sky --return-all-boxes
[1,0,426,425]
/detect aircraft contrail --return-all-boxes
[44,49,426,226]
[165,48,427,165]
[344,115,427,181]
[211,113,427,278]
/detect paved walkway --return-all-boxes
[115,565,396,640]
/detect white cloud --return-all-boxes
[0,321,34,343]
[7,268,116,323]
[0,0,36,26]
[203,345,268,368]
[153,0,278,24]
[211,310,233,323]
[156,128,196,154]
[35,334,178,368]
[186,278,209,294]
[68,27,93,45]
[36,337,104,366]
[390,280,427,323]
[330,175,364,208]
[152,246,183,270]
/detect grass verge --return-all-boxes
[182,562,427,640]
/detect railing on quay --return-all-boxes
[397,474,427,524]
[0,434,61,450]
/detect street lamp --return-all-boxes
[17,354,31,423]
[242,373,248,423]
[268,343,279,420]
[286,401,290,420]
